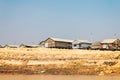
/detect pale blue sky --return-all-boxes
[0,0,120,44]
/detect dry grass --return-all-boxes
[0,48,120,75]
[0,48,120,60]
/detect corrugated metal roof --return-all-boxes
[20,44,39,47]
[101,39,119,43]
[0,45,3,47]
[50,37,74,43]
[91,42,101,46]
[20,44,40,48]
[73,40,91,44]
[5,45,19,48]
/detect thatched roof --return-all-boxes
[101,39,119,43]
[48,37,74,43]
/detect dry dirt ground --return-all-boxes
[0,48,120,75]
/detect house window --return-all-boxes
[74,44,77,47]
[67,43,72,47]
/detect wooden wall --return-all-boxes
[45,38,72,49]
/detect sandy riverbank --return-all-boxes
[0,48,120,75]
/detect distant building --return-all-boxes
[4,45,19,48]
[72,40,91,49]
[91,42,102,50]
[0,45,3,48]
[20,44,40,48]
[43,37,74,49]
[39,41,45,47]
[101,38,120,50]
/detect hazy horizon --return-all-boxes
[0,0,120,45]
